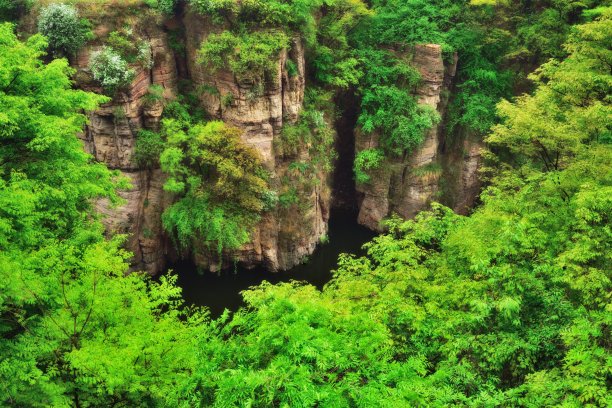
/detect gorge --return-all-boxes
[19,3,483,284]
[2,1,609,406]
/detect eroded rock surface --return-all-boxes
[440,132,484,215]
[34,5,480,274]
[356,44,458,231]
[75,14,177,273]
[184,11,330,271]
[66,7,330,274]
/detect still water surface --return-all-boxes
[173,209,376,317]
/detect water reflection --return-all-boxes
[172,209,376,317]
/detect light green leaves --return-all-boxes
[159,112,269,255]
[353,148,384,184]
[199,30,289,82]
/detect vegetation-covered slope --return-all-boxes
[0,1,610,406]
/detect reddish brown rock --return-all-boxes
[183,10,330,272]
[75,18,178,274]
[356,44,458,231]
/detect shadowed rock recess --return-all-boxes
[54,5,480,274]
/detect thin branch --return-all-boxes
[18,272,72,342]
[76,267,98,340]
[2,72,20,94]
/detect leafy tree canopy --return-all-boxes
[1,2,610,407]
[0,23,205,407]
[159,104,270,255]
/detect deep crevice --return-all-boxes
[332,90,360,212]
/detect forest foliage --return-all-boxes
[0,0,610,407]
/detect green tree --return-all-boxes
[159,109,270,255]
[2,2,611,407]
[181,8,611,406]
[37,3,91,57]
[184,282,427,407]
[0,23,203,406]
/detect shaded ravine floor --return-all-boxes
[171,209,376,317]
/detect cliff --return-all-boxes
[355,44,480,230]
[68,6,178,274]
[183,10,330,272]
[21,4,481,274]
[45,4,330,274]
[439,130,483,215]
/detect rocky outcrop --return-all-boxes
[52,5,330,274]
[26,3,480,273]
[184,11,330,271]
[356,44,458,231]
[73,10,178,273]
[454,137,483,214]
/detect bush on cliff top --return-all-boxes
[144,0,176,14]
[89,46,135,94]
[198,30,289,82]
[37,3,91,56]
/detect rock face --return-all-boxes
[356,44,458,231]
[439,130,484,215]
[183,11,330,271]
[66,6,329,273]
[454,138,483,214]
[73,10,178,274]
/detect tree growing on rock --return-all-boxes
[37,3,91,57]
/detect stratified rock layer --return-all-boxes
[74,10,178,273]
[184,11,329,271]
[356,44,459,231]
[28,4,481,274]
[68,6,329,273]
[440,130,484,215]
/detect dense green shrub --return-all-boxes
[277,89,336,169]
[353,148,385,184]
[274,89,336,213]
[142,84,165,107]
[359,85,440,155]
[0,0,27,21]
[107,29,153,68]
[310,0,370,88]
[37,3,91,56]
[189,0,320,32]
[89,47,135,94]
[144,0,177,14]
[285,58,298,77]
[134,130,165,168]
[159,107,270,254]
[278,187,299,208]
[221,92,234,107]
[198,30,289,82]
[189,0,238,24]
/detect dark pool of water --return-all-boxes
[172,209,376,317]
